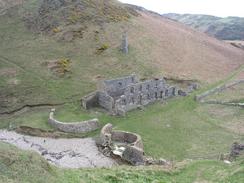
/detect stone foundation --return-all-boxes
[48,109,100,133]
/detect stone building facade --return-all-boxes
[82,75,187,115]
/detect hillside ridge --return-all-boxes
[163,13,244,40]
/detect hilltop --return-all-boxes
[163,13,244,41]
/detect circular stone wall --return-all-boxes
[48,109,100,133]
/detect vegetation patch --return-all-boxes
[23,0,139,34]
[96,43,110,54]
[45,58,72,77]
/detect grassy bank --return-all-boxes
[0,142,243,183]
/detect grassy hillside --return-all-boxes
[0,1,243,181]
[163,13,244,40]
[1,70,243,161]
[0,0,24,14]
[0,0,243,161]
[0,0,243,114]
[0,142,243,183]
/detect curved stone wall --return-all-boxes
[48,109,100,133]
[99,123,144,165]
[111,131,144,150]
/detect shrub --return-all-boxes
[52,27,61,33]
[96,44,110,54]
[57,58,71,74]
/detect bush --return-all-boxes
[96,44,109,54]
[57,58,71,74]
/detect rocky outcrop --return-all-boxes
[48,109,100,133]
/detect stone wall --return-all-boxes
[82,75,191,115]
[82,91,98,110]
[114,79,178,114]
[48,109,100,133]
[97,91,114,112]
[204,100,244,107]
[100,75,138,98]
[111,131,144,150]
[99,123,144,165]
[195,80,244,102]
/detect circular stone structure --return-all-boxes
[99,123,144,165]
[48,109,100,133]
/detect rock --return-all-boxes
[137,105,145,111]
[224,160,231,164]
[113,146,126,157]
[178,89,187,96]
[230,142,244,159]
[122,146,144,166]
[144,157,154,165]
[41,150,48,155]
[157,158,167,165]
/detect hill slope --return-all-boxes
[0,0,24,15]
[0,1,244,180]
[0,0,243,114]
[163,13,244,40]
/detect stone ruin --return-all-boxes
[97,123,144,165]
[48,109,100,133]
[97,123,171,166]
[82,74,189,115]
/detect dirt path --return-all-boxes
[0,130,117,168]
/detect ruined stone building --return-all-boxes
[82,75,187,115]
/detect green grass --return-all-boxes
[22,67,244,160]
[0,1,244,182]
[1,63,243,160]
[0,142,243,183]
[205,83,244,103]
[3,93,243,161]
[0,3,158,114]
